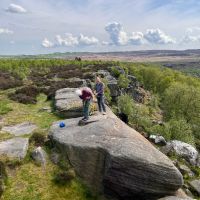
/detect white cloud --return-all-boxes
[42,38,54,48]
[105,22,176,46]
[56,33,79,46]
[129,32,144,45]
[144,28,176,44]
[6,4,27,14]
[44,33,99,47]
[0,28,13,34]
[181,35,200,43]
[105,22,128,45]
[181,27,200,44]
[79,34,99,45]
[102,41,110,46]
[186,26,200,34]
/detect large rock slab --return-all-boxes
[49,109,183,200]
[55,88,83,118]
[1,122,37,136]
[0,138,29,160]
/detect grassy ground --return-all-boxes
[2,159,95,200]
[0,91,98,200]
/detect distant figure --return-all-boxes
[75,57,81,61]
[94,76,106,115]
[76,87,93,121]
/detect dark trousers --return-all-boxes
[97,95,106,112]
[83,100,90,119]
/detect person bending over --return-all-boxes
[76,87,93,121]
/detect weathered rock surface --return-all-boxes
[49,109,183,200]
[55,88,83,118]
[1,122,37,136]
[0,138,29,160]
[31,147,47,165]
[161,140,199,166]
[189,179,200,196]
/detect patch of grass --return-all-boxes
[0,100,12,115]
[3,93,60,130]
[2,160,97,200]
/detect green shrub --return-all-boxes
[167,118,195,146]
[111,66,121,78]
[102,78,112,103]
[0,100,12,115]
[118,94,134,117]
[118,74,130,89]
[53,169,76,185]
[29,130,46,146]
[118,94,152,131]
[149,118,195,146]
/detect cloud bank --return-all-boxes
[43,33,99,48]
[104,22,175,46]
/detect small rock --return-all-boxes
[0,138,29,160]
[196,156,200,167]
[2,122,37,136]
[184,189,194,199]
[114,66,125,75]
[189,179,200,196]
[50,150,60,165]
[149,135,167,145]
[38,107,51,113]
[31,147,47,165]
[178,165,194,177]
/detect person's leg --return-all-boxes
[83,100,90,120]
[83,101,87,119]
[97,96,102,112]
[100,95,106,113]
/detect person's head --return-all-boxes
[75,89,82,96]
[96,76,101,83]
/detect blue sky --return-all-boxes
[0,0,200,55]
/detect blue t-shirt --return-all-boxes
[95,82,104,96]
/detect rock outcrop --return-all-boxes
[49,109,183,200]
[1,122,37,136]
[55,88,83,118]
[161,140,199,166]
[0,138,29,160]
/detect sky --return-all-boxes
[1,0,200,55]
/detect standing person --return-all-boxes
[95,76,106,115]
[76,87,93,121]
